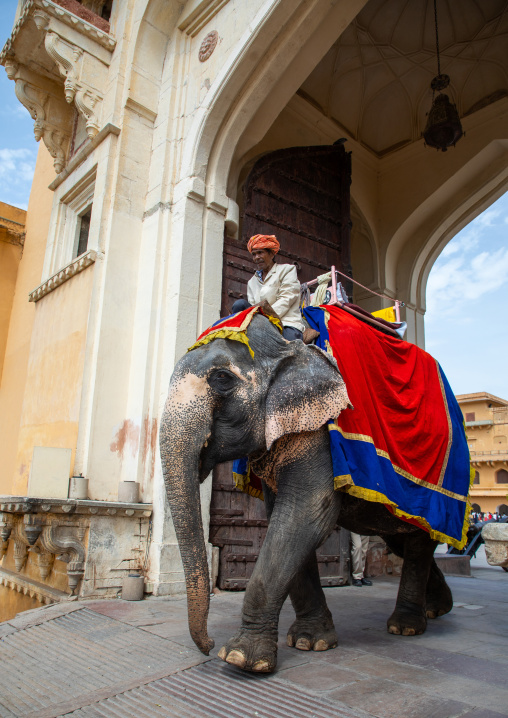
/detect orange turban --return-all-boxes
[247,234,280,254]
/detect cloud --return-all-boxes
[0,147,37,207]
[427,246,508,317]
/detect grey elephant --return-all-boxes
[160,307,453,673]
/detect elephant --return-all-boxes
[160,306,453,673]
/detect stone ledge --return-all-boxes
[0,496,152,518]
[435,554,471,577]
[0,565,70,605]
[28,250,97,302]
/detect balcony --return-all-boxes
[0,0,116,174]
[470,449,508,467]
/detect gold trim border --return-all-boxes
[328,423,468,503]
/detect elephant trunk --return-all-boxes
[160,387,214,655]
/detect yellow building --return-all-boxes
[456,392,508,515]
[0,201,26,382]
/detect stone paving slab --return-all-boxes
[0,561,506,717]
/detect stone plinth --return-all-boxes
[482,523,508,568]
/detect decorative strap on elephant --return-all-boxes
[187,305,283,358]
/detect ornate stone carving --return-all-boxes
[32,546,55,580]
[0,512,14,542]
[39,524,86,594]
[199,31,219,62]
[74,87,101,137]
[1,0,116,173]
[23,514,44,546]
[13,540,29,573]
[0,512,14,560]
[44,31,82,103]
[42,30,102,139]
[4,59,70,173]
[0,498,152,599]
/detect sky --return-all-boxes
[425,192,508,400]
[0,1,507,399]
[0,1,38,210]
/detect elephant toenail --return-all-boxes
[295,637,311,651]
[313,639,328,651]
[286,635,294,647]
[218,646,227,660]
[252,659,271,672]
[402,627,416,636]
[388,625,401,635]
[226,650,246,667]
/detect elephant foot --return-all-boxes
[387,604,427,636]
[218,630,278,673]
[286,614,338,652]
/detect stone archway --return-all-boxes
[388,136,508,345]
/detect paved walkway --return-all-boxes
[0,550,506,718]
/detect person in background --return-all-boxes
[351,532,372,587]
[232,234,304,341]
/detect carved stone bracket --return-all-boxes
[0,512,14,560]
[4,58,71,173]
[0,0,115,172]
[39,524,86,594]
[43,29,102,139]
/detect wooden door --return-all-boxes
[210,143,352,590]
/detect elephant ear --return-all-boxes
[265,343,352,450]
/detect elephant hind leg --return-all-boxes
[286,552,338,652]
[385,531,437,636]
[425,559,453,619]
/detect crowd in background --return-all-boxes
[469,510,507,523]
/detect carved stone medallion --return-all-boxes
[199,31,218,62]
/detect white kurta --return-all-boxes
[247,263,304,333]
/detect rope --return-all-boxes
[334,268,404,306]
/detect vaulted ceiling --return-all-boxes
[299,0,508,155]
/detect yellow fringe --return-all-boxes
[187,329,255,358]
[265,314,283,334]
[334,474,468,550]
[233,469,264,501]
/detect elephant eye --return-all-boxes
[208,369,237,394]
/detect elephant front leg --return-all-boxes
[262,481,338,653]
[386,531,438,636]
[218,437,340,672]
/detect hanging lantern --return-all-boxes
[423,1,463,151]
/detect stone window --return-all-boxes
[494,435,507,446]
[465,412,475,422]
[50,168,96,272]
[495,469,508,484]
[473,471,480,485]
[75,205,92,258]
